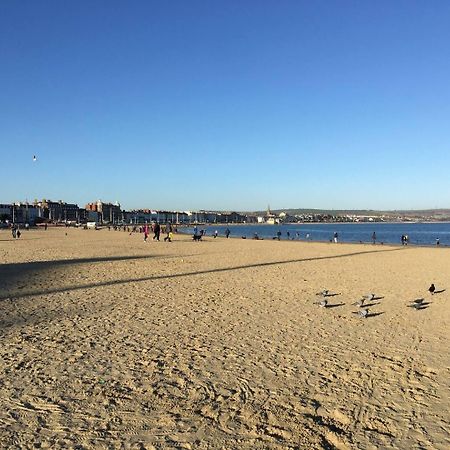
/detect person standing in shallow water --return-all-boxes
[225,228,230,238]
[372,231,376,244]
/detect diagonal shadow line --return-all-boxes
[0,247,403,301]
[0,254,191,273]
[0,237,48,242]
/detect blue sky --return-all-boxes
[1,1,450,211]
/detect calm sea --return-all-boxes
[182,222,450,246]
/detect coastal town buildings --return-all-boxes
[0,203,12,221]
[35,199,83,222]
[85,201,122,224]
[1,198,450,226]
[257,205,280,224]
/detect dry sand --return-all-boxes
[0,227,449,449]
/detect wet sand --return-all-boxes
[0,228,449,449]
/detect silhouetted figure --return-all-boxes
[428,283,435,295]
[225,228,230,238]
[153,222,161,241]
[193,229,204,241]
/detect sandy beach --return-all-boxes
[0,227,449,449]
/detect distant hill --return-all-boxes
[246,208,450,217]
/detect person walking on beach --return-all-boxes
[143,224,149,242]
[164,222,173,242]
[372,231,376,244]
[214,230,218,238]
[225,228,230,238]
[276,230,281,241]
[333,232,338,243]
[153,222,161,241]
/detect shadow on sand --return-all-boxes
[0,247,404,302]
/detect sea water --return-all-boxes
[183,222,450,246]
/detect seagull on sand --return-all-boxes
[412,298,425,305]
[428,284,436,295]
[352,298,366,307]
[362,293,376,301]
[314,299,328,308]
[316,289,330,297]
[355,308,369,318]
[408,302,426,310]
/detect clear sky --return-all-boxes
[1,1,450,211]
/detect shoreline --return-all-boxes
[2,226,447,248]
[176,228,448,249]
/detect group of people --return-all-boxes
[142,222,174,242]
[118,222,175,242]
[193,227,231,240]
